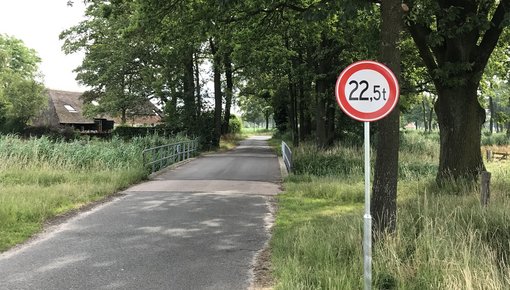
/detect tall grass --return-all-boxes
[0,134,190,252]
[271,131,510,289]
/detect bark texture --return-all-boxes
[435,85,486,181]
[371,0,401,236]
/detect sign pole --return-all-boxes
[335,60,399,290]
[363,121,372,290]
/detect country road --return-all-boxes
[0,136,281,290]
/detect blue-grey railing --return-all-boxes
[281,141,292,173]
[143,139,199,173]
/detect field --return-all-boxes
[0,134,189,252]
[271,131,510,289]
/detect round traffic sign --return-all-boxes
[335,60,399,122]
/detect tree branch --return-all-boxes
[407,23,439,81]
[474,1,510,75]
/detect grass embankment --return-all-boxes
[271,131,510,289]
[0,134,189,252]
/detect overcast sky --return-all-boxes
[0,0,87,92]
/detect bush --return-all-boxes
[482,132,509,146]
[228,115,242,134]
[112,126,169,139]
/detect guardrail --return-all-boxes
[143,139,199,173]
[282,141,292,173]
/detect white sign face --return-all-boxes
[344,69,390,113]
[336,61,399,122]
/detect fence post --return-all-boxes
[481,171,491,207]
[486,150,492,162]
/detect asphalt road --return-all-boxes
[0,136,281,290]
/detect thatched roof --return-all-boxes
[48,89,96,124]
[47,89,162,126]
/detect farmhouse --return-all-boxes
[33,89,114,132]
[33,89,162,132]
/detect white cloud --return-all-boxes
[0,0,86,92]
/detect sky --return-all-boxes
[0,0,87,92]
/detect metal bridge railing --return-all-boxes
[281,141,292,173]
[143,139,199,174]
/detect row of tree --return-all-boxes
[62,0,510,181]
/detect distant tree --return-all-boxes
[239,94,272,129]
[0,34,46,132]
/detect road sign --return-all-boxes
[335,61,399,290]
[335,60,399,122]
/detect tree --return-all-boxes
[371,0,402,236]
[406,0,510,182]
[239,93,272,129]
[0,34,46,132]
[61,0,156,124]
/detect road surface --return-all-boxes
[0,136,281,290]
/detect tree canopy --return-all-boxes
[0,34,46,132]
[61,0,510,178]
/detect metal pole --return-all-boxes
[364,121,372,290]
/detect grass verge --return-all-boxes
[0,134,190,252]
[270,131,510,289]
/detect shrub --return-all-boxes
[228,115,242,134]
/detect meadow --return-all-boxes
[271,131,510,289]
[0,134,190,252]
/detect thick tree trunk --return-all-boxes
[435,85,485,182]
[222,52,233,134]
[209,38,222,148]
[371,0,401,237]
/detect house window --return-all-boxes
[64,104,78,113]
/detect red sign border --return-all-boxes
[335,60,399,122]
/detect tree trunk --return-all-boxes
[222,51,233,134]
[435,85,485,182]
[371,0,401,237]
[121,108,127,125]
[183,50,195,122]
[422,100,428,131]
[428,98,435,131]
[194,52,201,117]
[265,112,269,130]
[489,95,494,134]
[288,80,299,146]
[326,101,335,146]
[298,82,312,141]
[315,84,327,148]
[209,38,222,148]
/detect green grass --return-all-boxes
[270,131,510,289]
[0,134,190,252]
